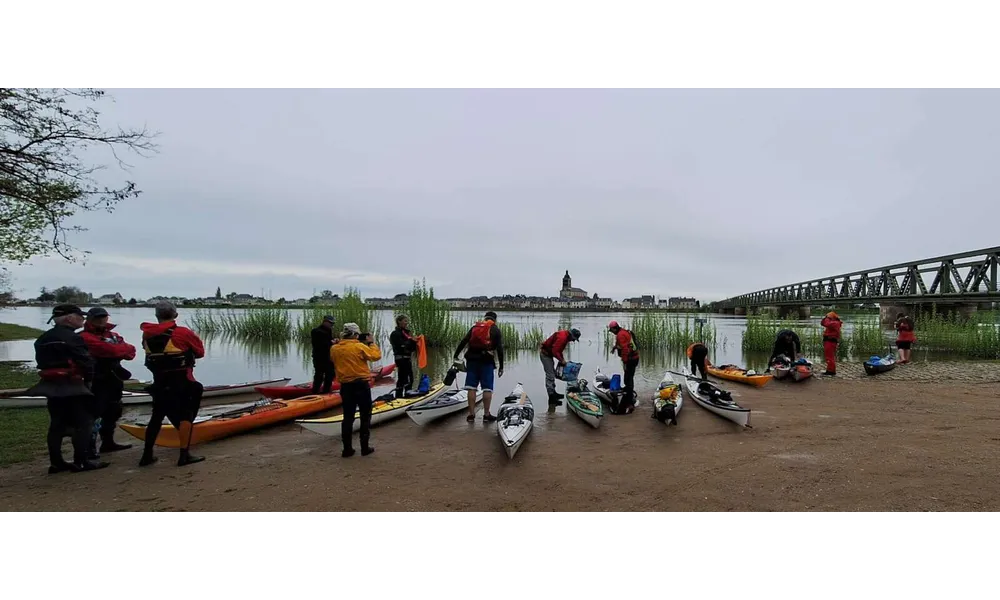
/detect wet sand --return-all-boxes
[2,364,1000,511]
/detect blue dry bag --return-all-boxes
[418,374,430,394]
[609,374,622,391]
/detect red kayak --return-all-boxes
[255,364,396,399]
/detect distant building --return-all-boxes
[668,296,699,309]
[95,292,124,305]
[559,271,588,300]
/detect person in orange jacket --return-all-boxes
[820,311,842,376]
[894,312,916,364]
[608,321,640,406]
[80,307,137,456]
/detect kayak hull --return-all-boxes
[406,388,483,425]
[118,394,342,447]
[256,365,395,399]
[297,383,446,436]
[0,376,293,409]
[683,368,751,428]
[864,357,897,376]
[565,384,603,429]
[651,371,683,425]
[497,383,533,459]
[706,365,771,388]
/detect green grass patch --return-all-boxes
[0,322,45,342]
[296,287,385,343]
[400,280,466,348]
[0,408,49,466]
[603,313,718,354]
[742,316,888,359]
[0,361,38,390]
[909,310,1000,358]
[189,307,294,341]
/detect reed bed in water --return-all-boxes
[400,280,466,348]
[296,287,384,342]
[742,316,886,359]
[601,313,719,353]
[189,307,294,341]
[910,311,1000,358]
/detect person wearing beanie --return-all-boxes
[539,327,581,405]
[80,306,136,457]
[453,311,504,422]
[330,323,382,457]
[389,314,419,399]
[607,321,640,409]
[310,315,338,394]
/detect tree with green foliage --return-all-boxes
[37,287,55,302]
[127,297,137,305]
[1,88,158,264]
[52,285,88,304]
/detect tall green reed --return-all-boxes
[296,287,384,342]
[190,307,293,341]
[602,313,718,353]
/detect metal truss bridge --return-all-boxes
[716,246,1000,310]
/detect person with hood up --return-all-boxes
[27,304,108,473]
[607,321,640,407]
[139,301,207,467]
[80,307,136,457]
[820,311,843,376]
[539,327,582,405]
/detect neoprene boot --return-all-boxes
[548,393,563,406]
[176,421,205,466]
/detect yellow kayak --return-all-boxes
[296,383,447,436]
[706,364,772,388]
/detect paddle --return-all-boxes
[666,370,727,386]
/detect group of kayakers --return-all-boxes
[28,301,207,474]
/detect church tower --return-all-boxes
[562,270,572,291]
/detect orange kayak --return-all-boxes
[706,364,772,388]
[118,394,341,448]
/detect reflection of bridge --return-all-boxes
[715,247,1000,323]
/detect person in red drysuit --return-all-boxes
[894,312,916,364]
[80,307,137,456]
[539,328,581,405]
[820,312,843,376]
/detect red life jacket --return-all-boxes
[469,320,495,351]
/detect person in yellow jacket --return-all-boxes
[330,322,382,458]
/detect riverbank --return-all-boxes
[3,374,1000,510]
[0,322,44,342]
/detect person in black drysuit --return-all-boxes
[687,342,710,380]
[310,315,337,394]
[389,314,419,398]
[766,329,802,370]
[25,304,109,474]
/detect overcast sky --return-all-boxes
[7,89,1000,302]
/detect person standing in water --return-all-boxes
[608,321,640,407]
[389,314,419,398]
[686,342,710,380]
[139,301,207,467]
[539,327,582,405]
[454,311,504,423]
[80,307,136,456]
[894,312,916,364]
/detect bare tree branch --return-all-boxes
[0,88,159,264]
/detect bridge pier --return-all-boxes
[777,306,811,319]
[880,302,981,325]
[733,307,747,316]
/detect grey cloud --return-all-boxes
[7,89,1000,302]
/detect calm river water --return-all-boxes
[1,307,875,395]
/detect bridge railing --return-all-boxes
[717,247,1000,308]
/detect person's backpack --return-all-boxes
[468,321,494,351]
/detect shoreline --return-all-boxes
[2,374,999,511]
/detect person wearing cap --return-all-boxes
[389,314,419,399]
[80,307,137,456]
[330,323,382,457]
[311,315,338,394]
[607,321,640,408]
[454,311,505,422]
[139,301,207,467]
[539,328,582,405]
[26,304,108,473]
[820,312,843,376]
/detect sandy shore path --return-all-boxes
[2,369,1000,511]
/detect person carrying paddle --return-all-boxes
[454,311,504,423]
[539,328,582,406]
[331,323,382,457]
[820,312,842,376]
[608,321,639,408]
[310,315,337,394]
[80,307,136,457]
[766,329,802,371]
[894,312,916,364]
[390,314,419,399]
[139,301,207,467]
[26,304,108,474]
[686,342,710,380]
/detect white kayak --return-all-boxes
[497,383,534,459]
[297,383,447,436]
[0,376,293,409]
[651,371,683,425]
[406,387,483,425]
[681,367,751,428]
[592,367,635,414]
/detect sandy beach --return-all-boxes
[2,363,1000,512]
